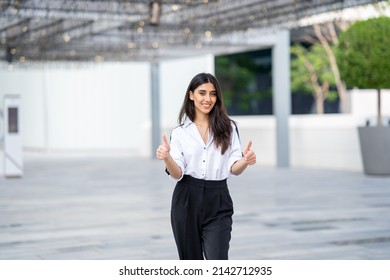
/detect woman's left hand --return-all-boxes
[243,140,256,165]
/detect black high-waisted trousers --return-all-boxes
[171,175,234,260]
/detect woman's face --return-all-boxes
[189,82,217,117]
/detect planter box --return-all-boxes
[358,126,390,175]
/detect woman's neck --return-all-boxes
[194,115,209,127]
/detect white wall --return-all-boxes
[0,61,151,153]
[44,62,151,151]
[289,115,363,171]
[350,89,390,122]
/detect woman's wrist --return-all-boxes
[231,157,248,175]
[164,155,174,166]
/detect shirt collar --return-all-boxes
[183,117,194,128]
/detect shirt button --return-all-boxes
[203,160,205,162]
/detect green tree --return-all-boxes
[215,55,254,110]
[336,16,390,126]
[312,23,348,113]
[290,21,350,114]
[215,52,271,115]
[291,43,338,114]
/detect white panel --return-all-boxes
[0,64,46,149]
[350,89,390,118]
[44,62,150,151]
[230,116,276,166]
[1,61,150,154]
[3,95,23,177]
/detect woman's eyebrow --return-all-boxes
[197,89,216,93]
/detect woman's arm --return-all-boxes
[230,157,249,175]
[163,155,182,180]
[156,134,183,180]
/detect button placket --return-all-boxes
[200,146,207,178]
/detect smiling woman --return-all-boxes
[190,83,217,116]
[156,73,256,260]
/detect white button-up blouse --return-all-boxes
[169,118,243,181]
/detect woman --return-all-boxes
[156,73,256,260]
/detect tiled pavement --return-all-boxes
[1,152,390,260]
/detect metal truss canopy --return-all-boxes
[0,0,382,62]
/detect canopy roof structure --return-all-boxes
[0,0,381,62]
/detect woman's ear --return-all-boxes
[189,91,194,100]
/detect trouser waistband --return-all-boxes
[180,175,227,188]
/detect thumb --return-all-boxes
[244,140,252,154]
[162,134,170,148]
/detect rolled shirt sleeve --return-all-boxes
[169,129,185,181]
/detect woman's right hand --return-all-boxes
[156,134,171,161]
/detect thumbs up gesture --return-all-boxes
[156,134,171,161]
[243,140,256,165]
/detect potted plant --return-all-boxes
[336,17,390,175]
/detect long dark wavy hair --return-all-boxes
[178,73,232,154]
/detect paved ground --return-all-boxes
[1,152,390,260]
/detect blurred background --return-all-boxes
[1,0,390,260]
